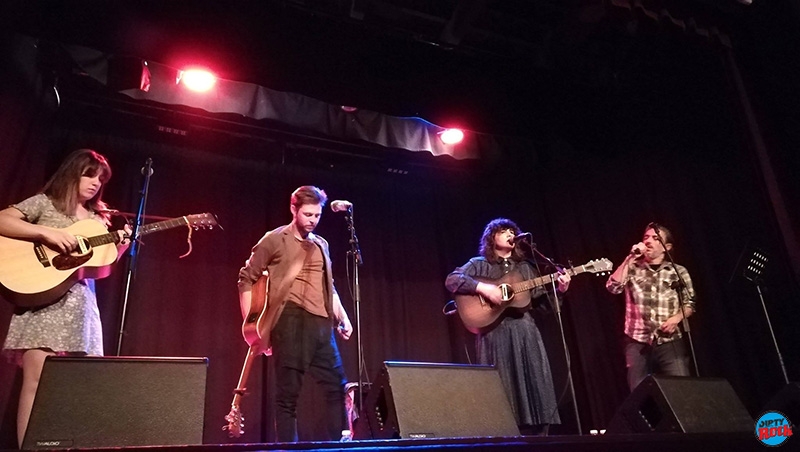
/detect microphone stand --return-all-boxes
[115,158,153,356]
[343,206,366,414]
[523,241,582,435]
[649,224,699,376]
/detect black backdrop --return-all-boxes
[1,25,799,447]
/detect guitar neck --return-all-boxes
[86,232,120,248]
[510,266,586,293]
[138,217,190,236]
[85,217,189,246]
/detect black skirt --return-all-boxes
[476,311,560,427]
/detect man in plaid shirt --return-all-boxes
[606,223,696,391]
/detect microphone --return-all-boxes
[330,200,353,212]
[630,243,645,258]
[141,158,154,176]
[511,232,532,245]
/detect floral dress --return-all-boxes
[2,194,104,363]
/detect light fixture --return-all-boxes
[177,68,217,92]
[439,128,464,145]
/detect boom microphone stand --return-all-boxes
[520,239,582,435]
[648,222,700,376]
[115,158,153,356]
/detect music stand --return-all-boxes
[742,248,769,284]
[733,245,789,384]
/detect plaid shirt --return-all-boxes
[606,260,696,345]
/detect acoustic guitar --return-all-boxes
[224,274,272,438]
[0,213,218,308]
[455,258,613,334]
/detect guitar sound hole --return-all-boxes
[52,251,94,271]
[498,283,513,302]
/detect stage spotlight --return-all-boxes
[439,128,464,145]
[177,68,216,92]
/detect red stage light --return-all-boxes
[439,128,464,145]
[178,68,217,92]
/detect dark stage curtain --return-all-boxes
[1,30,799,448]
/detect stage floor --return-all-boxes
[13,432,768,452]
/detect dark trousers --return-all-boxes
[624,336,690,391]
[272,303,347,442]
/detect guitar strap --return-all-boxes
[258,238,317,354]
[310,237,336,323]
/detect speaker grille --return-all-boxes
[364,361,520,439]
[607,376,752,434]
[22,356,208,449]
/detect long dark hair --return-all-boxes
[41,149,112,220]
[478,218,527,264]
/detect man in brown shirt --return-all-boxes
[238,185,353,442]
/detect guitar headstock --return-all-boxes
[223,406,244,438]
[186,213,220,231]
[583,258,613,276]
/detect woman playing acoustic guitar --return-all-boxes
[0,149,131,447]
[445,218,570,436]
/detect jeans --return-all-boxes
[272,303,347,442]
[624,335,690,391]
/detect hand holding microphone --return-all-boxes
[630,242,646,259]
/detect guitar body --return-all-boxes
[241,274,271,353]
[455,271,532,334]
[0,219,118,308]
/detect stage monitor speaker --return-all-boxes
[607,376,753,434]
[361,361,520,439]
[22,356,208,449]
[762,382,800,424]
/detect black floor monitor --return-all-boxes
[22,356,208,449]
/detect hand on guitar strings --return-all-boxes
[110,215,133,247]
[555,269,571,293]
[41,228,78,254]
[116,224,133,247]
[476,282,505,306]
